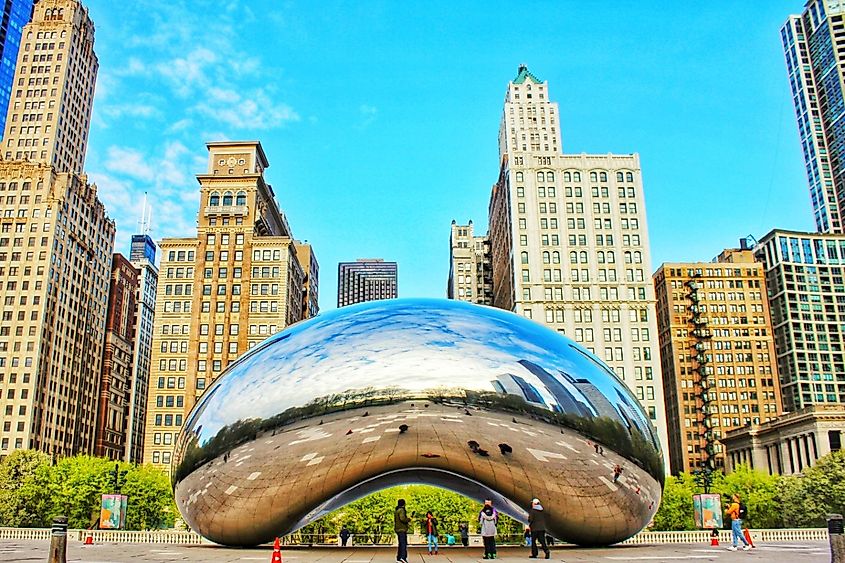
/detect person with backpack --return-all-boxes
[726,494,751,551]
[394,499,411,563]
[479,500,499,559]
[528,498,551,559]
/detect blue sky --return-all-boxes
[83,0,810,311]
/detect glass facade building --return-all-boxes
[783,0,845,233]
[0,0,32,135]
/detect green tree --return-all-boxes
[48,455,121,528]
[0,449,53,527]
[650,473,697,531]
[122,465,176,530]
[781,450,845,527]
[720,464,781,529]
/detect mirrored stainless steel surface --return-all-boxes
[173,298,664,547]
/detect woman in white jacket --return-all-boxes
[478,500,499,560]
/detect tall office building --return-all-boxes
[94,253,138,460]
[755,229,845,410]
[337,259,397,307]
[447,220,493,305]
[2,0,98,174]
[125,232,157,463]
[0,0,34,135]
[653,246,782,474]
[781,0,845,233]
[0,0,114,458]
[486,65,670,459]
[143,141,317,471]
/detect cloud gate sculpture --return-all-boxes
[173,298,664,547]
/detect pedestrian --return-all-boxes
[394,499,410,563]
[593,443,600,454]
[479,500,499,559]
[425,511,439,555]
[613,464,623,483]
[726,494,751,551]
[339,526,351,547]
[459,523,469,547]
[528,498,551,559]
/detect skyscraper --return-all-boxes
[337,259,397,307]
[0,0,114,458]
[2,0,98,174]
[294,241,319,319]
[782,0,845,233]
[653,246,782,474]
[142,141,317,471]
[485,65,670,460]
[95,253,139,460]
[125,232,158,464]
[0,0,34,135]
[447,220,493,305]
[755,229,845,410]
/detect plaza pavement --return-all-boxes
[0,540,832,562]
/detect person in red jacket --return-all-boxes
[726,494,750,551]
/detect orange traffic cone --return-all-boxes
[709,530,719,546]
[270,537,282,563]
[84,531,94,545]
[743,528,755,548]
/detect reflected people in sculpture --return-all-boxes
[172,298,664,547]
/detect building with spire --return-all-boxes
[484,65,670,461]
[142,141,318,471]
[0,0,115,458]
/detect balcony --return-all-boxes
[204,205,249,216]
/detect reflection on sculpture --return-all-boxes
[173,298,664,547]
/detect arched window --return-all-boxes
[209,192,220,206]
[634,251,642,264]
[579,251,588,263]
[563,172,571,182]
[590,172,598,182]
[515,172,523,182]
[537,172,545,182]
[546,171,554,182]
[600,172,607,182]
[617,172,624,182]
[569,251,578,264]
[573,172,581,182]
[607,251,615,263]
[57,8,63,19]
[626,172,634,182]
[235,191,247,206]
[222,191,233,206]
[543,251,551,264]
[597,251,605,264]
[521,251,529,264]
[624,251,633,264]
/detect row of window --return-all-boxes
[513,171,636,184]
[206,233,245,246]
[207,192,247,207]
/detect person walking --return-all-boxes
[528,498,551,559]
[726,494,751,551]
[425,511,439,555]
[459,523,469,547]
[479,500,499,559]
[394,499,410,563]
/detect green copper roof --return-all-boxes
[513,64,542,84]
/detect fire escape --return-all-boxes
[687,274,716,492]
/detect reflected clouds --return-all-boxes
[174,298,664,547]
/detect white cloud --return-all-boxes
[358,104,378,128]
[104,146,156,181]
[193,89,300,130]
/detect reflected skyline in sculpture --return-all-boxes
[173,299,664,547]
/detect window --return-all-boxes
[236,191,247,206]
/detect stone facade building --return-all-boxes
[447,220,492,305]
[653,247,782,474]
[142,141,317,471]
[337,259,397,307]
